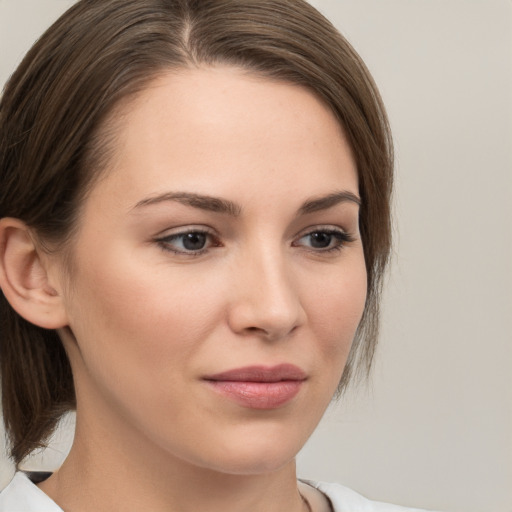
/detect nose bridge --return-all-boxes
[228,240,304,339]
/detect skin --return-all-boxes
[30,67,366,512]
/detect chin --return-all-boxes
[181,423,310,476]
[200,449,298,476]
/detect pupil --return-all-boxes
[310,232,331,248]
[183,233,206,251]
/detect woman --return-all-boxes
[0,0,430,510]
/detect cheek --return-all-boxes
[63,247,224,396]
[303,255,367,368]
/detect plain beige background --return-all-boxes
[1,1,511,511]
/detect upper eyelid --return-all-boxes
[155,225,217,238]
[293,228,353,242]
[293,225,350,238]
[154,224,352,240]
[152,223,358,241]
[155,229,219,256]
[154,227,219,247]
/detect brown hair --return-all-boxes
[0,0,393,465]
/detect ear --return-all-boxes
[0,218,68,329]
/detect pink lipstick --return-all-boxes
[203,364,306,409]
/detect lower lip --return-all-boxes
[205,380,303,409]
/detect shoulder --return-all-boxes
[0,472,63,512]
[303,480,441,512]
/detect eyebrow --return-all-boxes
[133,192,242,216]
[132,189,361,216]
[298,190,361,215]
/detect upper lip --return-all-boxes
[204,364,307,383]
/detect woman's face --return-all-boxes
[57,67,367,475]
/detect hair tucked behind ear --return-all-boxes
[0,0,392,465]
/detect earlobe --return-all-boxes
[0,218,68,329]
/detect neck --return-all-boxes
[38,408,306,512]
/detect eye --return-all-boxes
[293,228,355,253]
[155,229,219,255]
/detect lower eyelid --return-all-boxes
[155,226,355,252]
[155,228,225,255]
[293,228,356,250]
[295,227,351,240]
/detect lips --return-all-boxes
[203,364,307,409]
[205,364,307,383]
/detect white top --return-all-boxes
[0,472,438,512]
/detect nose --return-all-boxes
[227,248,306,341]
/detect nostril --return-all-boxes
[241,323,300,341]
[245,326,269,335]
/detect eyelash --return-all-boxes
[293,228,356,254]
[155,229,220,257]
[155,227,355,256]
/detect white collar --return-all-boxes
[0,472,63,512]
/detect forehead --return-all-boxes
[89,66,358,209]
